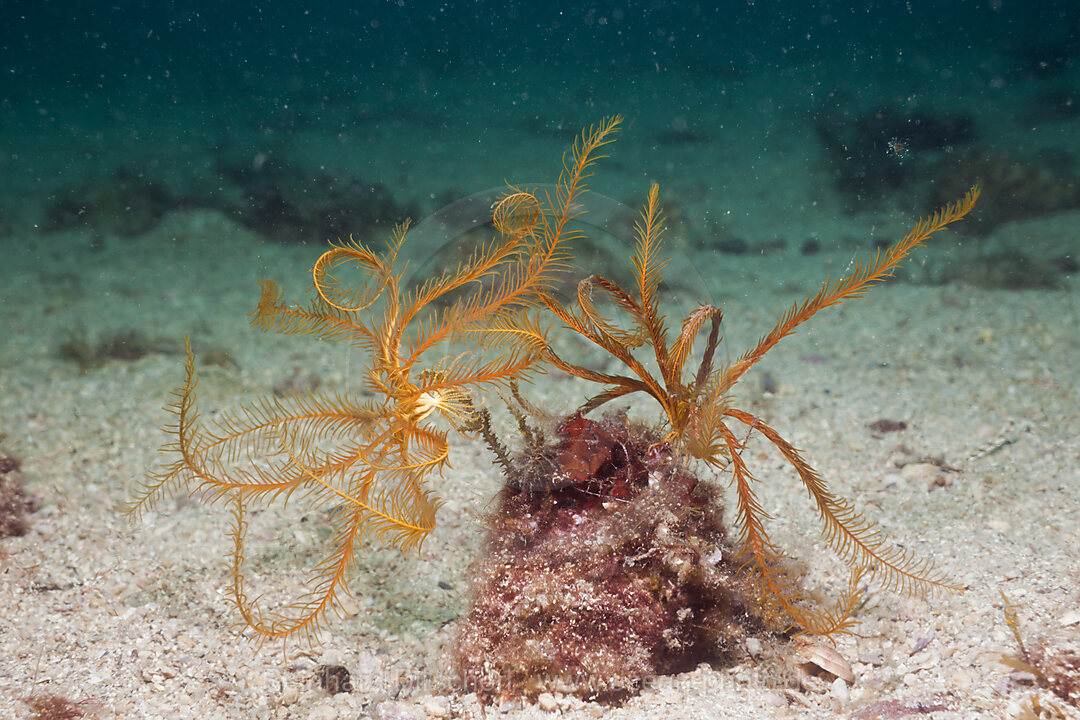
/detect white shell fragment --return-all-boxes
[794,638,856,684]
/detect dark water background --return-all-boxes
[5,2,1075,85]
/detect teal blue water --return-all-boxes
[1,1,1077,335]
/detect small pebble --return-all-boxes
[308,704,339,720]
[317,649,347,667]
[830,677,849,702]
[868,419,907,433]
[762,691,787,707]
[900,462,939,485]
[280,685,300,706]
[315,665,352,694]
[499,698,524,713]
[537,692,557,712]
[880,472,903,490]
[423,696,449,718]
[373,701,411,720]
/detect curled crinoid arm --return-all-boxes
[312,221,404,313]
[492,190,543,244]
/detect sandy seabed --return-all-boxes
[1,198,1078,720]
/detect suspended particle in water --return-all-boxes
[886,137,911,161]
